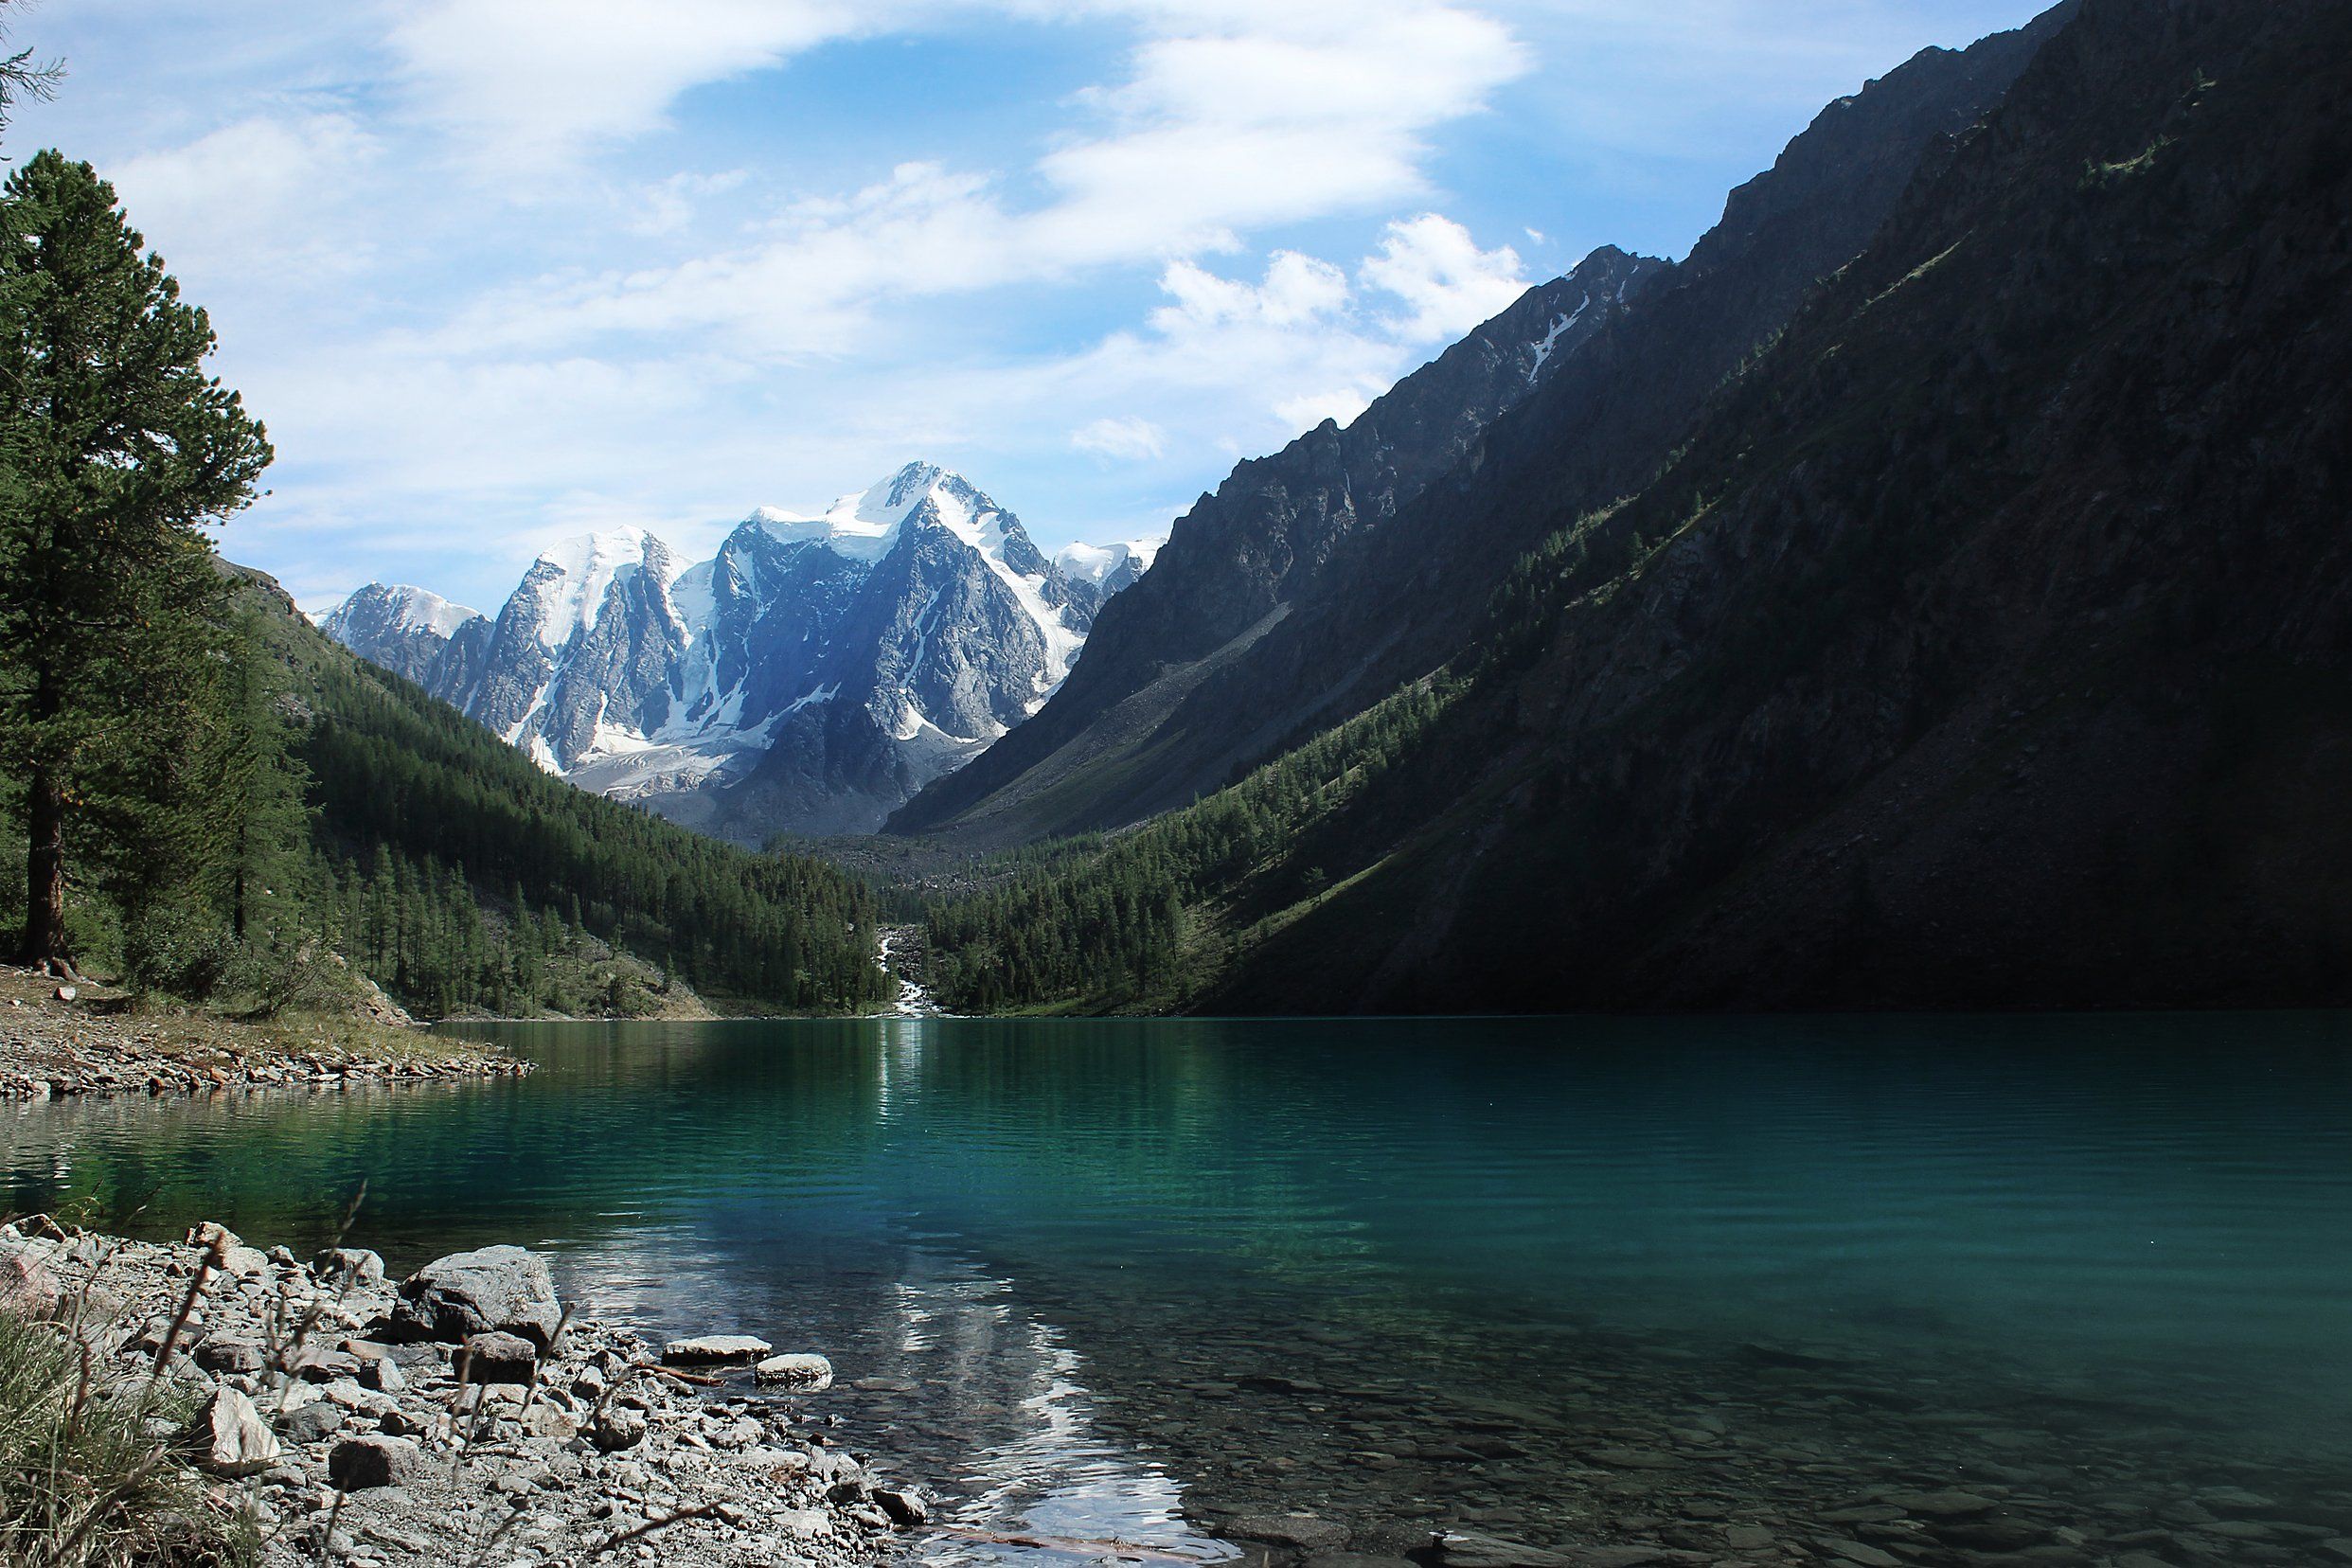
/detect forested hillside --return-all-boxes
[921,681,1456,1012]
[247,570,890,1016]
[0,564,892,1019]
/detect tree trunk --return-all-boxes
[22,764,67,968]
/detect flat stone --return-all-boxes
[279,1401,347,1446]
[329,1434,424,1491]
[754,1351,834,1388]
[1820,1541,1900,1568]
[1588,1448,1679,1470]
[663,1333,773,1363]
[185,1387,280,1476]
[1939,1518,2052,1551]
[290,1348,361,1383]
[1723,1524,1774,1549]
[195,1339,266,1375]
[459,1329,539,1384]
[1432,1540,1686,1568]
[1228,1516,1352,1552]
[390,1245,561,1347]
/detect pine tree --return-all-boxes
[0,152,271,969]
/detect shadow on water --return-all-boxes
[6,1011,2352,1560]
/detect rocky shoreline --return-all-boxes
[0,1218,924,1567]
[0,965,529,1100]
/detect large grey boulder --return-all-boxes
[184,1387,280,1476]
[388,1245,561,1347]
[329,1434,424,1491]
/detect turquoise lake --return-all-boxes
[5,1013,2350,1563]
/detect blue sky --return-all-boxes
[8,0,2049,612]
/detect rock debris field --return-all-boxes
[0,1218,927,1567]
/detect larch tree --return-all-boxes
[0,151,272,971]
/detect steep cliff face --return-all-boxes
[887,246,1665,842]
[891,5,2077,848]
[325,465,1120,841]
[1213,0,2352,1012]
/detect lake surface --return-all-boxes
[7,1014,2352,1564]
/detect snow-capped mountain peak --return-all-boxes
[750,462,994,564]
[326,582,481,641]
[325,465,1151,841]
[526,527,683,650]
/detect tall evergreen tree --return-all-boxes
[0,152,272,968]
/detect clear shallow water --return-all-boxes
[6,1014,2352,1562]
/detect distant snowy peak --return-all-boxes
[324,582,483,643]
[320,582,494,693]
[1055,538,1163,592]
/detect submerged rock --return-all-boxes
[1230,1515,1353,1552]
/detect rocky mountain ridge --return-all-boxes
[890,4,2078,846]
[1204,0,2352,1011]
[888,245,1666,842]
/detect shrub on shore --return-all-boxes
[0,1304,255,1567]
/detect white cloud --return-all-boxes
[109,112,381,281]
[1154,252,1350,332]
[627,169,753,238]
[386,0,887,172]
[405,2,1527,362]
[1360,212,1526,344]
[1072,416,1168,461]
